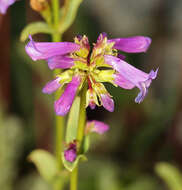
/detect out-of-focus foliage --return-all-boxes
[155,162,182,190]
[29,150,58,183]
[17,173,51,190]
[0,110,24,190]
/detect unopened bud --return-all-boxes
[64,141,77,162]
[30,0,48,12]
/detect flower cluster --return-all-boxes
[26,33,158,116]
[0,0,15,14]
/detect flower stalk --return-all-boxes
[52,0,61,42]
[51,0,64,189]
[70,167,78,190]
[55,106,65,170]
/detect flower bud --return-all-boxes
[86,89,99,109]
[64,141,77,162]
[30,0,48,12]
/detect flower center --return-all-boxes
[68,35,117,95]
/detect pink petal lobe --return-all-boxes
[25,35,80,61]
[54,76,81,116]
[108,36,151,53]
[42,77,61,94]
[48,55,74,70]
[100,94,114,112]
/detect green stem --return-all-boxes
[51,1,64,190]
[70,84,87,190]
[52,0,61,42]
[53,75,65,190]
[70,167,78,190]
[55,105,65,170]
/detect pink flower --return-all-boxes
[25,33,157,115]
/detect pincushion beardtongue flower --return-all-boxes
[25,33,158,116]
[0,0,15,14]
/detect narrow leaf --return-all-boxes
[66,96,80,143]
[20,22,54,42]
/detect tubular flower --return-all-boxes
[0,0,15,14]
[25,33,158,115]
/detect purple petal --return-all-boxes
[100,94,114,112]
[105,55,158,103]
[86,120,109,134]
[54,76,81,116]
[48,55,74,70]
[135,82,148,103]
[108,36,151,53]
[25,35,80,61]
[135,69,158,103]
[42,77,61,94]
[114,73,135,89]
[64,149,77,162]
[0,0,15,14]
[105,55,149,82]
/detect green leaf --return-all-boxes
[28,149,57,182]
[20,22,54,42]
[83,135,90,153]
[155,162,182,190]
[62,153,87,172]
[65,96,80,143]
[59,0,83,34]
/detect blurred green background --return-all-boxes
[1,0,182,189]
